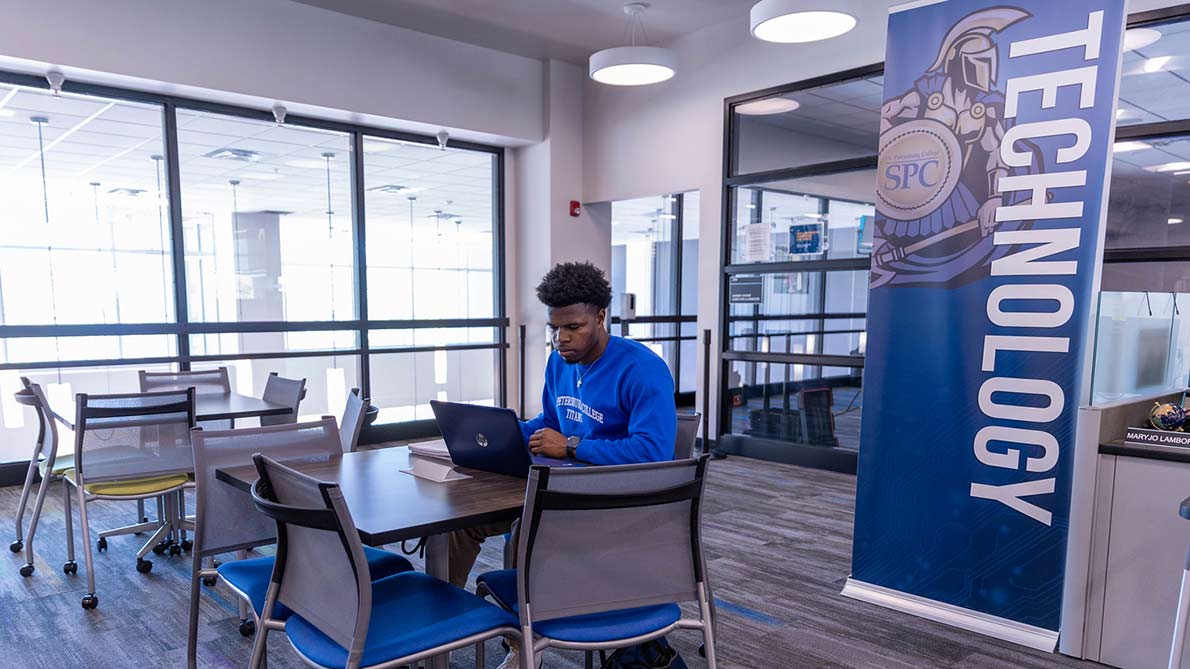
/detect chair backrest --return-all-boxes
[515,455,710,624]
[190,417,342,559]
[139,367,231,395]
[251,454,372,665]
[73,389,195,483]
[339,388,367,453]
[19,378,59,463]
[261,372,305,427]
[674,412,702,459]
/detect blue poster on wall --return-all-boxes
[790,222,823,255]
[844,0,1126,646]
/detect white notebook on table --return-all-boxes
[407,438,452,461]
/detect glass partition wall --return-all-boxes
[718,6,1190,472]
[0,74,505,463]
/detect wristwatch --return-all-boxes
[565,435,581,459]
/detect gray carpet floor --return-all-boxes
[0,449,1105,668]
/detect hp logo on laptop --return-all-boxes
[475,433,489,448]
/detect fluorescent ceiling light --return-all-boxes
[239,172,281,181]
[204,147,262,162]
[590,46,676,86]
[363,141,394,153]
[736,98,800,115]
[1144,56,1172,73]
[0,109,13,117]
[1113,141,1149,153]
[1124,28,1162,52]
[1170,218,1183,225]
[750,0,858,44]
[1176,171,1190,176]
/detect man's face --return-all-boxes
[547,303,606,364]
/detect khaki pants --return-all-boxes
[447,520,514,587]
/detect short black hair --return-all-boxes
[535,261,612,310]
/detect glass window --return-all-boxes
[731,74,882,176]
[1118,22,1190,126]
[611,195,677,317]
[175,110,356,325]
[0,85,173,326]
[724,359,863,451]
[363,137,495,320]
[192,355,360,423]
[1106,135,1190,250]
[368,348,499,423]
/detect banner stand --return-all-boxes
[841,579,1060,652]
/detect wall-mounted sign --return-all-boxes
[790,222,823,255]
[728,275,764,304]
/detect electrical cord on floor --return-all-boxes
[400,537,426,559]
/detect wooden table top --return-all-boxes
[49,392,292,430]
[216,447,528,545]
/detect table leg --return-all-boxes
[424,533,450,669]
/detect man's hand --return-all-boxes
[528,428,568,459]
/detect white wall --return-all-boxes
[0,0,544,144]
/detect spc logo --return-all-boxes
[876,119,961,222]
[475,432,489,448]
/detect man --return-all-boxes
[447,261,677,669]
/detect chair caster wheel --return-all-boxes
[9,540,23,553]
[152,541,167,555]
[136,558,153,574]
[19,564,34,577]
[212,558,222,568]
[698,644,706,658]
[202,575,217,587]
[97,537,108,553]
[181,539,193,552]
[239,620,256,637]
[63,561,78,575]
[81,594,98,610]
[168,544,182,557]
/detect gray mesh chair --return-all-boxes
[675,412,702,459]
[64,389,196,609]
[247,455,521,669]
[261,372,305,426]
[340,388,368,453]
[11,379,73,578]
[186,417,413,668]
[478,456,717,668]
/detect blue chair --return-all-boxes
[248,453,522,669]
[186,418,414,668]
[478,456,717,668]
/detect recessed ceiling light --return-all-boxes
[1170,218,1183,225]
[736,98,800,115]
[1124,28,1162,52]
[1113,141,1149,153]
[589,4,676,86]
[1144,56,1172,73]
[750,0,858,44]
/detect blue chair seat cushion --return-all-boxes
[217,546,413,619]
[285,571,518,668]
[476,569,681,644]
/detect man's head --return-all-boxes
[536,262,612,364]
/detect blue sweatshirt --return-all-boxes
[520,336,676,465]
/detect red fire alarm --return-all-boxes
[569,200,581,217]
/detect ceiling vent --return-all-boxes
[367,184,417,195]
[107,188,146,197]
[204,147,262,162]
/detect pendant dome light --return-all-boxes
[589,3,676,86]
[750,0,859,44]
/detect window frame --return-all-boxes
[0,69,508,446]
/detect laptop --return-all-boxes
[429,400,578,478]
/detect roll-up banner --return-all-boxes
[843,0,1126,650]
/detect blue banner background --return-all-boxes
[852,0,1125,632]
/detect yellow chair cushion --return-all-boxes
[63,470,189,497]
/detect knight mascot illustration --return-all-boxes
[872,7,1040,288]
